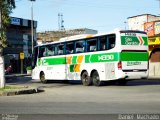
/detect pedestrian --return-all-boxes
[5,65,12,74]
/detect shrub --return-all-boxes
[26,66,32,70]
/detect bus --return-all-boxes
[32,29,149,86]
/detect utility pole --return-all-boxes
[61,14,65,31]
[0,3,5,88]
[0,8,1,37]
[58,13,65,31]
[29,0,35,54]
[58,13,60,30]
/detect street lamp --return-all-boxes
[29,0,35,54]
[124,21,127,30]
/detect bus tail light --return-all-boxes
[118,61,122,70]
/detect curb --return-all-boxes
[0,87,44,96]
[148,76,160,80]
[5,74,31,79]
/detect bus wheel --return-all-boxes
[92,71,102,86]
[40,72,47,84]
[81,71,92,86]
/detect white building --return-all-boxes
[128,14,160,31]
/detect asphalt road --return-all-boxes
[0,76,160,119]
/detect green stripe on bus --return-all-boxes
[142,37,148,45]
[85,55,90,63]
[121,52,148,61]
[38,59,41,66]
[70,65,74,72]
[38,52,148,66]
[72,56,77,64]
[42,57,66,65]
[85,52,119,63]
[121,36,148,45]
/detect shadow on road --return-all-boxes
[5,75,160,87]
[6,76,33,85]
[46,79,160,87]
[127,79,160,86]
[47,80,82,84]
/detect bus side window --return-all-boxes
[39,47,45,58]
[86,38,97,52]
[75,40,85,53]
[54,45,58,55]
[43,46,51,57]
[52,47,55,56]
[43,49,47,57]
[66,42,74,54]
[56,43,64,55]
[108,35,115,49]
[32,47,38,68]
[99,36,107,51]
[47,45,55,56]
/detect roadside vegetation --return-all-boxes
[0,85,27,92]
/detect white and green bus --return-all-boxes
[32,29,149,86]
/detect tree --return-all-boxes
[0,0,15,88]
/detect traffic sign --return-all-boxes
[20,52,24,59]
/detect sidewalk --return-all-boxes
[0,86,42,96]
[5,73,31,78]
[0,74,44,96]
[148,76,160,80]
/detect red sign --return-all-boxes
[144,22,155,37]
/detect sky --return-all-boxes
[12,0,160,33]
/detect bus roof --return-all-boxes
[35,29,147,47]
[120,30,147,34]
[59,34,94,42]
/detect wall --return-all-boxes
[128,14,160,31]
[3,17,37,73]
[149,62,160,76]
[128,15,147,31]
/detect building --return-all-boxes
[128,14,160,77]
[4,17,37,73]
[37,28,98,45]
[128,14,160,31]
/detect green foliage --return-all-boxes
[26,66,32,70]
[0,85,26,91]
[0,30,7,48]
[0,0,15,50]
